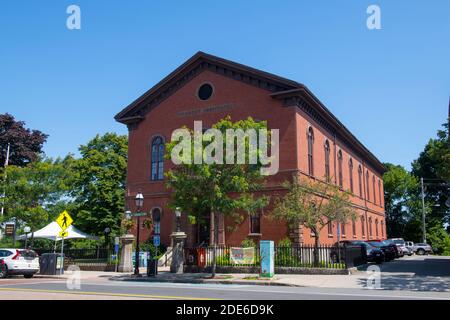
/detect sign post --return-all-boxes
[114,237,120,272]
[56,211,73,275]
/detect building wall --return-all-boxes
[124,69,386,247]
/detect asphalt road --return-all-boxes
[0,255,448,300]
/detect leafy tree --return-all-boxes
[271,177,357,266]
[411,121,450,226]
[2,156,74,246]
[165,117,270,277]
[70,133,127,238]
[0,113,48,167]
[382,163,422,239]
[427,224,450,256]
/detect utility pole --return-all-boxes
[1,143,10,217]
[420,177,427,244]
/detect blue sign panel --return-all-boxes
[153,235,160,247]
[114,244,120,254]
[260,240,274,278]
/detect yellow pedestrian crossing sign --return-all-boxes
[59,230,69,238]
[56,210,73,231]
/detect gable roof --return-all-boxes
[115,51,385,173]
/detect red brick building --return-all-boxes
[115,52,386,247]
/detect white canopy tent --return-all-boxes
[17,222,99,241]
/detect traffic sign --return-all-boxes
[56,210,73,231]
[153,235,160,247]
[59,230,69,238]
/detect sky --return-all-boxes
[1,0,449,170]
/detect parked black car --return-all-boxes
[331,241,384,264]
[330,241,358,263]
[352,241,384,264]
[367,241,396,261]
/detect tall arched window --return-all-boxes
[352,219,356,237]
[381,220,384,237]
[307,127,314,176]
[373,175,377,204]
[152,208,162,235]
[324,140,331,182]
[378,180,382,207]
[369,217,373,237]
[375,219,379,237]
[349,159,354,193]
[366,171,370,202]
[327,220,333,235]
[338,150,343,188]
[358,165,363,198]
[361,216,365,237]
[151,136,165,181]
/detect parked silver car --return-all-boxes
[413,243,433,255]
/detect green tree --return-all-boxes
[2,156,74,245]
[271,177,357,266]
[411,121,450,226]
[382,163,422,239]
[70,133,127,238]
[165,117,270,277]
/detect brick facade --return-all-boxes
[115,52,386,247]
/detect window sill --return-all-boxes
[248,233,262,237]
[328,234,334,238]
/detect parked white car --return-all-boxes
[0,249,40,278]
[389,238,413,256]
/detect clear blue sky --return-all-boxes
[1,0,449,170]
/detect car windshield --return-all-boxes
[381,241,393,246]
[392,239,405,246]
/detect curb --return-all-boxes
[110,276,303,287]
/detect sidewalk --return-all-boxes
[108,267,367,289]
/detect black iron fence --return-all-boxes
[185,244,367,270]
[33,248,115,269]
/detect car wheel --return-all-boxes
[417,249,425,255]
[23,274,33,279]
[0,266,8,279]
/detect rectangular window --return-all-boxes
[250,212,261,234]
[352,220,356,237]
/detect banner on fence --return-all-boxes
[230,247,255,265]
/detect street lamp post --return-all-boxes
[175,208,182,233]
[24,226,31,249]
[134,192,144,276]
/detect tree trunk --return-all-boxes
[211,210,218,278]
[313,230,320,267]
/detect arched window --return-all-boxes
[373,175,377,204]
[358,165,363,197]
[361,216,365,237]
[369,217,373,237]
[366,171,370,202]
[327,220,333,235]
[151,136,165,181]
[375,219,379,237]
[338,150,343,188]
[378,180,382,207]
[307,127,314,176]
[352,219,356,237]
[324,140,331,182]
[341,222,346,237]
[381,220,384,237]
[349,159,354,193]
[152,208,162,235]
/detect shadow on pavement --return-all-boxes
[357,274,450,292]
